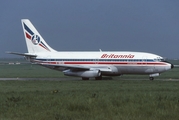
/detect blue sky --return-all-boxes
[0,0,179,58]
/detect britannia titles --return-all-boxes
[101,54,134,58]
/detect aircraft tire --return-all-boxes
[95,75,102,80]
[82,77,89,80]
[149,77,154,80]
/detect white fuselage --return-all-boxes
[31,51,172,76]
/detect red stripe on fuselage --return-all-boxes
[63,62,167,65]
[38,61,167,65]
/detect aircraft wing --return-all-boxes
[40,63,112,72]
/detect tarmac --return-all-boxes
[0,77,80,81]
[0,77,178,81]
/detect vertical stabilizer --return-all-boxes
[21,19,56,53]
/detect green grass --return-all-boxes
[0,64,64,78]
[0,80,179,120]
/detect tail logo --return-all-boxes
[23,23,50,51]
[32,35,40,45]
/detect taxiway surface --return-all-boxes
[0,78,179,81]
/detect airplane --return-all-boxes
[8,19,174,80]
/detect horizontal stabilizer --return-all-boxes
[6,51,37,57]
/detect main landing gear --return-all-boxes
[82,77,89,80]
[149,77,154,80]
[95,75,102,80]
[82,75,102,80]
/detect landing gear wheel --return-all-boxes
[82,77,89,80]
[95,75,102,80]
[149,77,154,80]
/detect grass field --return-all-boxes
[0,59,179,120]
[0,80,179,120]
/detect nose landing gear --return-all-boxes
[149,73,159,80]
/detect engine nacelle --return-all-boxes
[63,70,101,78]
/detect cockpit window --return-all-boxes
[160,59,165,62]
[154,58,165,62]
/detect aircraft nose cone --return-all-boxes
[171,63,174,69]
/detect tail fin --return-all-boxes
[21,19,56,53]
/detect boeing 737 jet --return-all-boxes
[8,19,174,80]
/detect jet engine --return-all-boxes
[63,70,101,78]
